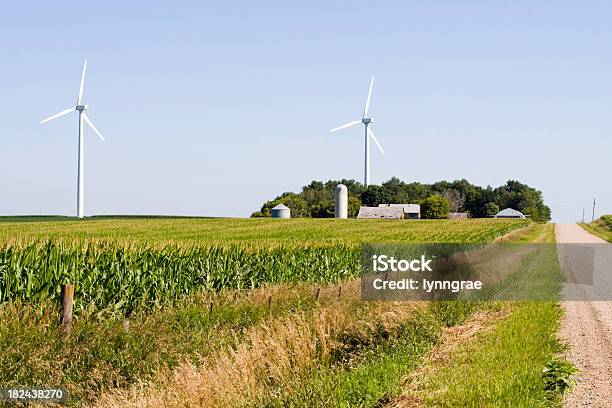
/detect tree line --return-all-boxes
[251,177,551,222]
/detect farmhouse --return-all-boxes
[358,206,404,219]
[378,204,421,219]
[494,208,526,219]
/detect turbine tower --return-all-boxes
[330,76,384,186]
[40,59,106,218]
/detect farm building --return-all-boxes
[378,204,420,219]
[449,212,469,219]
[271,204,291,218]
[358,206,404,219]
[494,208,526,219]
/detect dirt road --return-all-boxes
[555,224,612,407]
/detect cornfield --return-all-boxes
[0,242,357,316]
[0,218,529,316]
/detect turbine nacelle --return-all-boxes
[76,105,89,112]
[362,117,373,124]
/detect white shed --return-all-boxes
[494,208,526,219]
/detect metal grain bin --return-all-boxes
[271,204,291,219]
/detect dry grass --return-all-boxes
[92,279,423,408]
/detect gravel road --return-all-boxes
[556,224,612,407]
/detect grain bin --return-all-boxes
[271,204,291,219]
[335,184,348,219]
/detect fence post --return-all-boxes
[60,284,74,331]
[315,287,321,301]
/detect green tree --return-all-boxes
[254,192,309,218]
[310,199,334,218]
[361,185,386,206]
[348,196,362,218]
[421,195,451,219]
[484,202,500,217]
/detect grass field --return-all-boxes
[1,217,569,407]
[580,215,612,242]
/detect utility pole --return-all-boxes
[582,207,585,223]
[592,197,596,222]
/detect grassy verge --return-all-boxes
[579,215,612,242]
[393,301,566,407]
[259,302,476,408]
[388,223,574,407]
[498,222,555,243]
[0,284,335,406]
[93,285,446,408]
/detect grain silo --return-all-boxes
[271,204,291,219]
[335,184,348,219]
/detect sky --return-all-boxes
[0,1,610,222]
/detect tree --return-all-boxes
[360,185,386,207]
[381,177,409,203]
[484,202,500,217]
[493,180,551,222]
[310,199,334,218]
[421,195,450,219]
[442,189,466,213]
[253,192,309,218]
[252,177,551,221]
[348,196,362,218]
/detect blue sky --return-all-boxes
[0,1,610,222]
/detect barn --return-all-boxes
[378,204,421,219]
[357,206,405,219]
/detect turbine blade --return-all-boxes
[368,127,385,155]
[40,108,74,124]
[77,59,87,105]
[83,114,105,141]
[331,120,361,133]
[363,76,374,118]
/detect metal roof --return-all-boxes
[495,208,526,218]
[379,203,420,213]
[272,204,290,210]
[358,206,404,219]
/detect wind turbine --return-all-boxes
[330,76,384,186]
[40,59,106,219]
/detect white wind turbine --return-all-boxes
[330,76,384,186]
[40,59,106,219]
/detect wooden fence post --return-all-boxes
[315,287,321,301]
[337,285,342,299]
[60,284,74,331]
